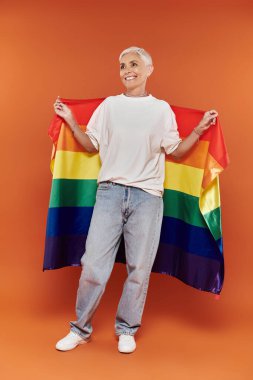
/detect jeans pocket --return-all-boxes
[97,181,111,190]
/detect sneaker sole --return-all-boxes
[118,346,136,354]
[56,338,89,352]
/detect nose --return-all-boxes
[124,67,136,75]
[121,69,130,77]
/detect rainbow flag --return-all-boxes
[44,97,229,295]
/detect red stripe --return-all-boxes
[49,98,104,143]
[48,98,229,169]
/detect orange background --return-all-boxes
[1,0,252,379]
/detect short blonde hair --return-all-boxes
[119,46,153,66]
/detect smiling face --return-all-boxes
[119,52,154,93]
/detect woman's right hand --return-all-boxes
[53,97,75,125]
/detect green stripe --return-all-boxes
[163,189,207,228]
[50,180,215,230]
[49,179,97,207]
[203,207,222,240]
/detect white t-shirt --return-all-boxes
[85,93,182,197]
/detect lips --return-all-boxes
[125,75,137,81]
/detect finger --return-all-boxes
[208,110,218,116]
[207,117,216,126]
[54,103,62,109]
[55,101,63,107]
[207,112,217,120]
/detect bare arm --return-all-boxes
[171,110,218,159]
[53,97,98,153]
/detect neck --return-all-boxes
[124,86,148,97]
[124,91,149,97]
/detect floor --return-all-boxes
[1,263,252,380]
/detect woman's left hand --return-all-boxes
[194,110,218,135]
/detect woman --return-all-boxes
[54,46,218,353]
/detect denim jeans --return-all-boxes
[69,181,163,339]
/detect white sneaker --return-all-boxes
[55,331,88,351]
[118,334,136,353]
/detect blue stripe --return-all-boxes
[160,216,222,259]
[46,207,94,236]
[46,207,221,260]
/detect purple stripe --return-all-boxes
[153,243,223,294]
[44,235,86,270]
[44,236,223,294]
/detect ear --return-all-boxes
[147,65,154,77]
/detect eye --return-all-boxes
[120,64,125,70]
[132,62,137,66]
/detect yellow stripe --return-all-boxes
[53,151,205,198]
[164,161,204,197]
[50,158,55,174]
[53,151,101,179]
[200,176,220,214]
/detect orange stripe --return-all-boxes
[57,123,210,171]
[166,140,209,169]
[57,123,88,153]
[202,153,224,189]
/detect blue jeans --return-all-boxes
[70,181,163,339]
